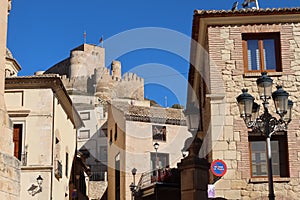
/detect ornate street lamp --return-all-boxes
[184,103,201,133]
[129,168,137,200]
[131,168,137,185]
[237,72,293,200]
[236,88,254,125]
[256,71,273,100]
[129,182,136,200]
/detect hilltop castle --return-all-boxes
[45,43,144,102]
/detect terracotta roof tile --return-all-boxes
[112,102,185,121]
[194,7,300,17]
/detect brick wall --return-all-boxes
[204,22,300,199]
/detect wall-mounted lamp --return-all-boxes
[181,149,189,158]
[27,175,43,196]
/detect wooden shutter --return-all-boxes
[13,124,22,160]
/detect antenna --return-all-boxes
[231,1,238,11]
[83,31,87,44]
[242,0,259,9]
[164,96,168,107]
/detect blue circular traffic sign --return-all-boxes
[211,160,227,177]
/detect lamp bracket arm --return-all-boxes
[245,120,255,128]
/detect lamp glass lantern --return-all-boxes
[184,103,200,132]
[36,175,43,186]
[153,142,159,151]
[256,72,273,100]
[283,100,293,123]
[236,89,254,120]
[131,168,137,176]
[272,86,289,117]
[251,102,260,122]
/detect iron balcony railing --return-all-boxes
[136,167,180,190]
[89,171,107,181]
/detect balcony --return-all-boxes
[134,168,180,200]
[89,171,107,181]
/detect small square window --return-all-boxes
[150,152,169,170]
[152,125,166,142]
[249,134,289,178]
[242,33,281,73]
[78,130,90,139]
[80,112,90,121]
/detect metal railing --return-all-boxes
[89,171,107,181]
[136,167,179,190]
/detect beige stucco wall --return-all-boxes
[107,106,125,200]
[5,88,77,199]
[53,96,77,199]
[107,104,190,200]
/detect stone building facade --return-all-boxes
[0,0,20,199]
[188,8,300,199]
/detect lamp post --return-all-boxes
[153,142,159,182]
[132,168,137,185]
[236,72,293,200]
[129,168,137,200]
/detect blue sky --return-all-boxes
[7,0,300,107]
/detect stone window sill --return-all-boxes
[244,72,283,78]
[249,177,290,183]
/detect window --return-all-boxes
[65,152,69,177]
[115,153,120,200]
[150,152,169,170]
[100,146,107,162]
[152,125,167,141]
[13,124,23,160]
[80,112,90,121]
[109,130,112,145]
[114,123,118,141]
[78,130,90,139]
[249,134,289,177]
[242,33,281,73]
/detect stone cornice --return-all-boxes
[5,76,84,129]
[6,57,21,71]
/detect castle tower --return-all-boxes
[111,60,121,80]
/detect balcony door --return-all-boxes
[13,124,23,160]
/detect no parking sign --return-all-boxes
[211,160,227,177]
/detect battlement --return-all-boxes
[71,43,104,54]
[123,72,143,82]
[45,43,144,100]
